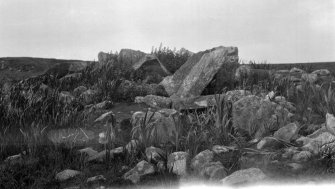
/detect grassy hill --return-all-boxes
[0,57,92,83]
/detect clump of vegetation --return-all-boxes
[151,43,191,74]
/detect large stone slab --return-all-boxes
[160,46,238,98]
[118,49,146,69]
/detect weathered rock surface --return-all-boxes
[160,46,238,98]
[167,152,189,176]
[56,169,82,181]
[273,122,299,142]
[233,95,291,139]
[135,95,172,109]
[191,150,214,174]
[118,49,146,69]
[123,160,155,184]
[292,151,312,162]
[221,168,266,185]
[131,109,178,146]
[201,161,227,180]
[302,131,335,154]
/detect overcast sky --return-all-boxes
[0,0,334,63]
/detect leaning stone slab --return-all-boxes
[160,46,238,98]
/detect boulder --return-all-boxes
[273,122,299,142]
[86,175,106,183]
[221,168,266,185]
[160,46,238,98]
[118,49,146,69]
[292,151,312,162]
[302,131,335,154]
[190,150,214,174]
[201,161,227,181]
[233,95,291,139]
[135,95,172,109]
[123,160,155,184]
[145,146,166,163]
[132,54,171,83]
[55,169,82,181]
[167,151,189,176]
[131,109,178,146]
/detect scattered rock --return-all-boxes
[145,146,166,163]
[212,145,237,154]
[87,147,124,162]
[282,147,299,159]
[292,151,312,162]
[233,95,291,139]
[273,122,299,142]
[221,168,266,185]
[123,160,155,184]
[201,161,227,181]
[191,150,214,174]
[55,169,82,181]
[135,95,172,109]
[167,151,189,176]
[131,109,178,146]
[87,175,106,183]
[302,132,335,154]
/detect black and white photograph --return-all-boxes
[0,0,335,188]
